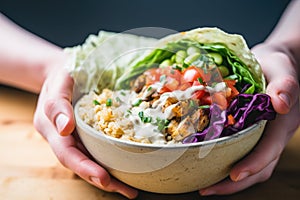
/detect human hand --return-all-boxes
[199,43,300,195]
[33,62,138,199]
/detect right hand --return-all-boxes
[199,42,300,196]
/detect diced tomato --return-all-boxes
[159,77,180,93]
[182,66,211,83]
[224,79,239,100]
[190,80,205,99]
[144,68,161,85]
[161,66,182,80]
[182,66,201,83]
[192,80,201,86]
[166,77,180,91]
[212,92,228,110]
[201,93,212,105]
[144,66,183,88]
[193,90,206,100]
[159,87,170,93]
[177,82,192,91]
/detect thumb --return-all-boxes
[44,69,75,136]
[266,74,299,114]
[252,45,299,114]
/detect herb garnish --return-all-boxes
[115,96,122,103]
[199,105,210,109]
[138,111,152,123]
[155,117,170,132]
[93,100,100,105]
[106,98,112,106]
[160,74,167,83]
[132,98,143,107]
[197,77,203,84]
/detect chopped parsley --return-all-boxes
[93,89,100,95]
[125,110,132,118]
[106,98,112,106]
[160,74,167,83]
[91,41,97,47]
[115,96,122,103]
[93,100,100,105]
[138,111,152,123]
[197,77,203,84]
[172,64,183,71]
[132,98,143,107]
[199,105,210,109]
[188,100,197,108]
[154,117,170,132]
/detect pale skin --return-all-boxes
[0,0,299,198]
[200,0,300,195]
[0,14,138,199]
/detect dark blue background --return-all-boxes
[1,0,291,48]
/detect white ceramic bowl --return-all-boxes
[74,101,266,194]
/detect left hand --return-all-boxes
[34,64,138,199]
[199,43,300,196]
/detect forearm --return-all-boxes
[0,13,66,93]
[264,0,300,77]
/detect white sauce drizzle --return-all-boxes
[112,82,227,144]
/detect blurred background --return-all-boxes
[1,0,291,48]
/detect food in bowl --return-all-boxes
[72,27,277,193]
[76,27,276,145]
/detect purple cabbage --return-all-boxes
[183,104,226,143]
[183,93,276,143]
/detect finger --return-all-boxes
[229,101,299,182]
[47,133,138,198]
[266,73,299,114]
[199,159,278,196]
[43,70,75,136]
[44,98,75,136]
[254,50,299,114]
[73,131,93,157]
[103,178,139,199]
[48,134,110,186]
[229,121,283,182]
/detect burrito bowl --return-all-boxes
[72,27,276,193]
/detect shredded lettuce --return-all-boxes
[64,31,157,93]
[115,39,264,94]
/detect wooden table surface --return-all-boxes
[0,85,299,200]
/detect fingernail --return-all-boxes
[90,177,103,187]
[279,93,290,108]
[200,189,216,196]
[235,171,250,181]
[55,114,69,133]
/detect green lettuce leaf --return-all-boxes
[115,39,263,94]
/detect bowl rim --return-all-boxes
[74,100,266,149]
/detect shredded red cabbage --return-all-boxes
[183,93,276,143]
[183,104,226,143]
